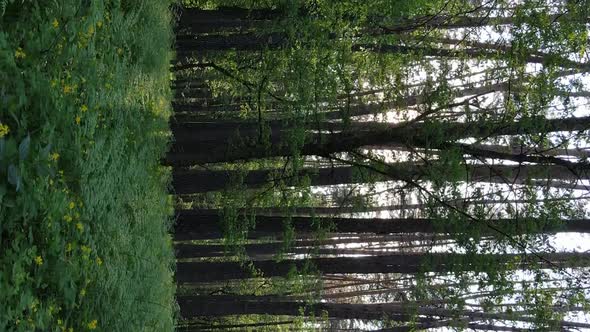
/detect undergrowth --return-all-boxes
[0,1,176,331]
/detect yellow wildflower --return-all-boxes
[76,222,84,232]
[52,19,59,28]
[80,104,88,112]
[14,47,26,59]
[87,26,95,35]
[30,299,39,312]
[75,115,81,125]
[97,21,103,28]
[35,256,43,266]
[66,243,73,253]
[69,202,75,209]
[63,215,72,223]
[63,85,73,94]
[0,123,9,138]
[80,289,86,297]
[50,152,59,161]
[81,245,91,255]
[87,320,97,330]
[96,257,103,266]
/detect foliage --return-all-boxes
[172,0,590,330]
[0,1,176,331]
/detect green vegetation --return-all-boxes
[171,0,590,330]
[0,1,175,331]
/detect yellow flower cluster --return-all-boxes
[0,123,9,138]
[34,256,43,266]
[81,245,91,255]
[52,19,59,28]
[30,299,39,312]
[14,47,26,59]
[87,320,98,330]
[50,152,60,161]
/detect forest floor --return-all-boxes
[0,1,176,331]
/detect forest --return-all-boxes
[171,0,590,331]
[1,0,590,331]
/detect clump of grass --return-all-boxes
[0,1,176,331]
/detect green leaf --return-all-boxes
[36,164,50,177]
[0,184,6,203]
[4,138,16,159]
[40,143,52,159]
[18,135,30,161]
[7,164,21,191]
[0,138,5,161]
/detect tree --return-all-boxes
[170,0,590,330]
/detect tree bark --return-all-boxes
[172,163,586,194]
[175,7,279,34]
[176,295,590,329]
[165,116,590,165]
[175,252,590,282]
[174,209,590,241]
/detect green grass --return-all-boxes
[0,1,176,331]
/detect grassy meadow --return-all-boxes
[0,1,176,331]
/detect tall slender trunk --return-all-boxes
[175,7,279,34]
[225,196,585,216]
[177,320,296,331]
[176,295,590,329]
[176,32,590,71]
[174,209,590,241]
[165,115,590,165]
[175,252,590,282]
[176,32,287,54]
[376,13,566,33]
[172,163,585,194]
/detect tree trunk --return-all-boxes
[174,209,590,241]
[175,252,590,282]
[176,295,590,329]
[175,7,279,34]
[172,163,585,194]
[165,116,590,165]
[176,32,287,54]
